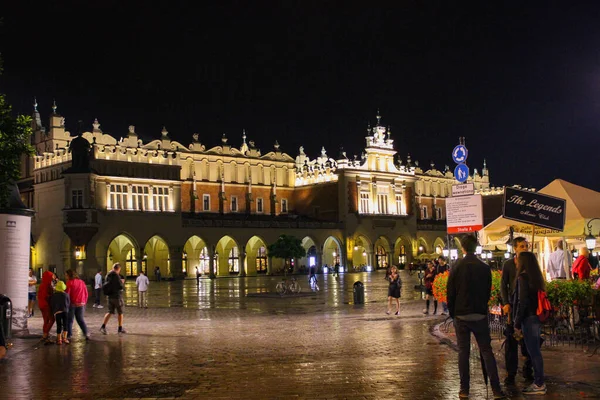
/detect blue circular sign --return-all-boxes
[452,145,468,164]
[454,164,470,183]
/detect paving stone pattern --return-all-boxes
[0,271,598,399]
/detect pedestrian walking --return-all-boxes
[50,281,70,345]
[154,266,161,282]
[334,262,340,278]
[447,234,506,399]
[513,251,547,395]
[38,271,56,343]
[501,237,533,385]
[65,269,90,341]
[100,263,127,335]
[423,261,438,315]
[386,266,401,315]
[437,256,449,315]
[195,266,201,286]
[136,270,150,308]
[93,269,104,308]
[27,268,37,317]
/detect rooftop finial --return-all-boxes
[92,118,100,131]
[33,97,38,112]
[242,129,247,144]
[483,158,487,168]
[52,99,57,114]
[161,126,169,138]
[376,109,381,125]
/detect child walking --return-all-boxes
[51,281,71,345]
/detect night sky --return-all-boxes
[2,2,600,190]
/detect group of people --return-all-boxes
[31,263,140,344]
[422,257,449,315]
[446,234,547,399]
[37,269,90,344]
[547,240,598,281]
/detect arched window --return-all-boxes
[376,246,387,269]
[228,247,239,273]
[200,247,210,274]
[256,246,267,273]
[125,248,137,277]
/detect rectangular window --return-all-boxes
[422,206,428,219]
[377,194,388,214]
[231,196,238,212]
[359,192,370,213]
[257,197,264,213]
[203,194,210,211]
[281,198,288,213]
[436,207,442,220]
[71,189,83,208]
[152,187,168,211]
[109,184,128,210]
[395,195,403,215]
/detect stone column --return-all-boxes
[267,256,273,275]
[367,251,374,269]
[169,246,184,279]
[316,251,323,273]
[208,246,216,279]
[239,250,246,277]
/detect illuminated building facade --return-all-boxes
[20,104,503,279]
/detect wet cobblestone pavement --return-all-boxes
[1,271,599,399]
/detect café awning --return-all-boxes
[479,179,600,246]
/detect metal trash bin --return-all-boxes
[353,281,365,305]
[0,295,12,341]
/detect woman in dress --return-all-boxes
[386,266,402,315]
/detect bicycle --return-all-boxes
[276,277,301,295]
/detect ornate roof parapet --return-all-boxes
[294,145,338,186]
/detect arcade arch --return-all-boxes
[183,235,209,278]
[144,235,170,278]
[245,236,268,275]
[299,236,319,271]
[393,236,411,267]
[215,235,240,276]
[322,236,342,268]
[351,235,372,269]
[374,236,392,270]
[107,233,139,276]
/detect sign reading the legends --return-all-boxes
[503,187,566,231]
[445,194,484,234]
[452,182,475,197]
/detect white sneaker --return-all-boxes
[92,304,97,308]
[97,304,104,309]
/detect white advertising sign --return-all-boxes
[451,183,475,197]
[445,194,483,234]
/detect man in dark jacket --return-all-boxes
[447,234,506,399]
[500,236,532,384]
[100,263,127,335]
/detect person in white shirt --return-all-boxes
[547,240,571,279]
[93,269,104,308]
[28,268,37,317]
[136,271,150,309]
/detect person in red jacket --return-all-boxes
[65,269,90,340]
[573,248,592,280]
[38,270,57,343]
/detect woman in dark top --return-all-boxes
[513,252,546,395]
[386,266,401,315]
[423,261,438,315]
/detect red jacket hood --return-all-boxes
[38,271,55,308]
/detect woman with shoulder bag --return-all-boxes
[386,266,401,316]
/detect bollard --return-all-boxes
[353,281,365,305]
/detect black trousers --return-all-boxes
[454,317,502,392]
[505,323,532,378]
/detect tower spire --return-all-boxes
[52,99,57,114]
[376,109,381,125]
[33,97,38,112]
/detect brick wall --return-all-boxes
[292,183,339,221]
